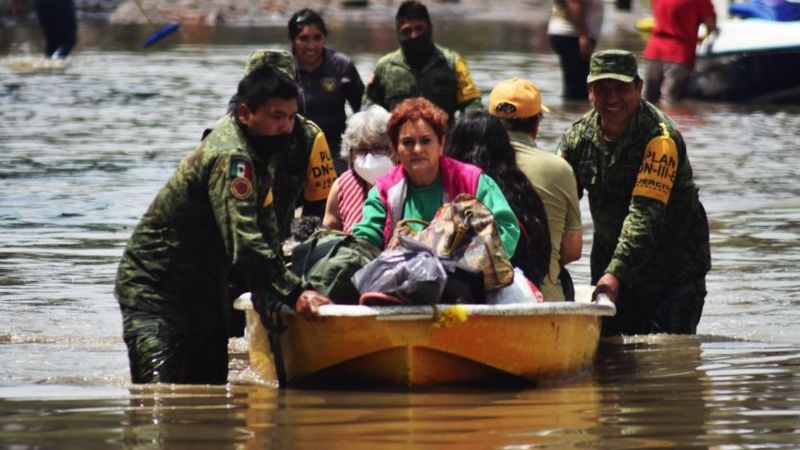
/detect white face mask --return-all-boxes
[353,153,394,185]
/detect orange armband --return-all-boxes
[633,125,678,204]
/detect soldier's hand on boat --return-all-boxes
[296,290,333,321]
[592,273,619,304]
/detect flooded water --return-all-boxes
[2,8,800,449]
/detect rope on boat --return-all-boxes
[432,305,469,328]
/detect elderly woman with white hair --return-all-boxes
[323,105,396,233]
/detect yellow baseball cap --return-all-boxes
[489,78,550,119]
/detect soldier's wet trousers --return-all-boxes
[120,306,228,384]
[601,278,706,336]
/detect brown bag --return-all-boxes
[387,194,514,291]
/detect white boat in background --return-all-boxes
[703,17,800,54]
[688,17,800,102]
[638,0,800,102]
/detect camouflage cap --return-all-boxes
[244,49,296,79]
[587,49,639,83]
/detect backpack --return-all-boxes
[290,229,380,304]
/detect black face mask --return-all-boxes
[398,26,434,68]
[241,125,292,156]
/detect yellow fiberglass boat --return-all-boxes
[235,293,615,388]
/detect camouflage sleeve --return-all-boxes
[302,130,338,216]
[454,55,483,113]
[605,131,681,284]
[209,154,303,305]
[363,64,385,109]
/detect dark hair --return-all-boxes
[396,1,430,25]
[445,111,552,282]
[236,64,298,112]
[386,97,448,148]
[288,8,327,40]
[502,115,539,133]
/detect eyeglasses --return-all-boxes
[354,143,392,157]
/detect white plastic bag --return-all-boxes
[486,268,543,304]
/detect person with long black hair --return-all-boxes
[445,111,552,290]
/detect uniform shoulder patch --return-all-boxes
[633,129,678,204]
[304,132,337,202]
[454,57,480,103]
[229,157,253,181]
[230,177,253,200]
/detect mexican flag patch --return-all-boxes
[230,157,252,180]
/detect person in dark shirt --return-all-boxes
[288,8,365,175]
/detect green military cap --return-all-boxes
[587,49,639,83]
[244,49,296,79]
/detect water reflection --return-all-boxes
[2,336,799,448]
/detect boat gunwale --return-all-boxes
[234,294,616,318]
[315,302,615,317]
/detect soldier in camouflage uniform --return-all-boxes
[221,50,339,338]
[115,64,332,384]
[557,50,711,336]
[363,1,482,125]
[226,49,338,238]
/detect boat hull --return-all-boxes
[240,301,615,387]
[689,49,800,102]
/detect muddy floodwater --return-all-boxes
[2,9,800,449]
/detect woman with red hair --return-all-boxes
[351,97,519,257]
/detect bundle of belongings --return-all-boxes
[292,195,541,306]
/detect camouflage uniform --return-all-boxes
[215,50,339,339]
[115,114,307,384]
[364,46,482,122]
[557,99,711,335]
[239,49,338,232]
[209,112,335,239]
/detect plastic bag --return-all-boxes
[486,268,543,304]
[351,247,447,306]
